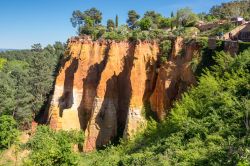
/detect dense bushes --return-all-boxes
[129,29,168,41]
[24,126,84,166]
[0,115,19,150]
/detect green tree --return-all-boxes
[31,43,42,52]
[143,11,163,28]
[107,19,115,31]
[127,10,140,29]
[70,10,84,28]
[139,17,152,30]
[176,8,199,27]
[159,17,171,29]
[0,72,16,115]
[210,0,250,19]
[0,42,64,128]
[82,7,102,26]
[170,11,175,30]
[0,115,19,149]
[71,8,102,35]
[115,15,119,28]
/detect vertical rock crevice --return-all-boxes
[59,58,79,116]
[78,42,110,131]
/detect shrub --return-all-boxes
[129,29,168,41]
[0,115,19,149]
[148,29,168,40]
[104,31,127,41]
[139,17,152,30]
[80,26,106,40]
[24,126,84,166]
[196,37,208,49]
[120,152,161,166]
[189,57,200,73]
[160,40,172,62]
[159,17,171,29]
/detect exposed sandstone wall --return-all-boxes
[47,36,200,151]
[150,37,198,119]
[49,39,107,131]
[48,38,160,151]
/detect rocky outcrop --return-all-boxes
[84,41,159,151]
[48,38,107,131]
[48,37,160,151]
[150,37,198,119]
[47,36,201,151]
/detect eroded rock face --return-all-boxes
[47,36,200,151]
[49,38,107,131]
[150,37,198,119]
[48,38,160,151]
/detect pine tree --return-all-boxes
[171,11,174,31]
[115,15,119,28]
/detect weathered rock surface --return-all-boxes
[150,37,198,119]
[47,36,199,151]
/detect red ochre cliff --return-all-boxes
[47,36,199,151]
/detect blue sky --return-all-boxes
[0,0,231,49]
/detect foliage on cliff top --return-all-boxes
[79,49,250,166]
[71,0,250,41]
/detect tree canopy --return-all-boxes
[127,10,140,29]
[0,42,65,128]
[107,19,115,31]
[210,0,250,19]
[176,8,198,27]
[71,8,103,34]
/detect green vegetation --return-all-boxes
[0,115,19,150]
[115,15,119,28]
[127,10,140,29]
[78,48,250,166]
[24,126,84,166]
[210,0,250,20]
[107,19,115,31]
[138,17,152,31]
[176,7,199,27]
[71,0,249,41]
[200,23,236,37]
[0,42,65,128]
[159,39,172,62]
[239,42,250,52]
[71,7,199,41]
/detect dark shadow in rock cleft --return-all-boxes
[58,58,78,117]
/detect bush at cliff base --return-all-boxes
[23,126,84,166]
[0,115,19,150]
[79,49,250,166]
